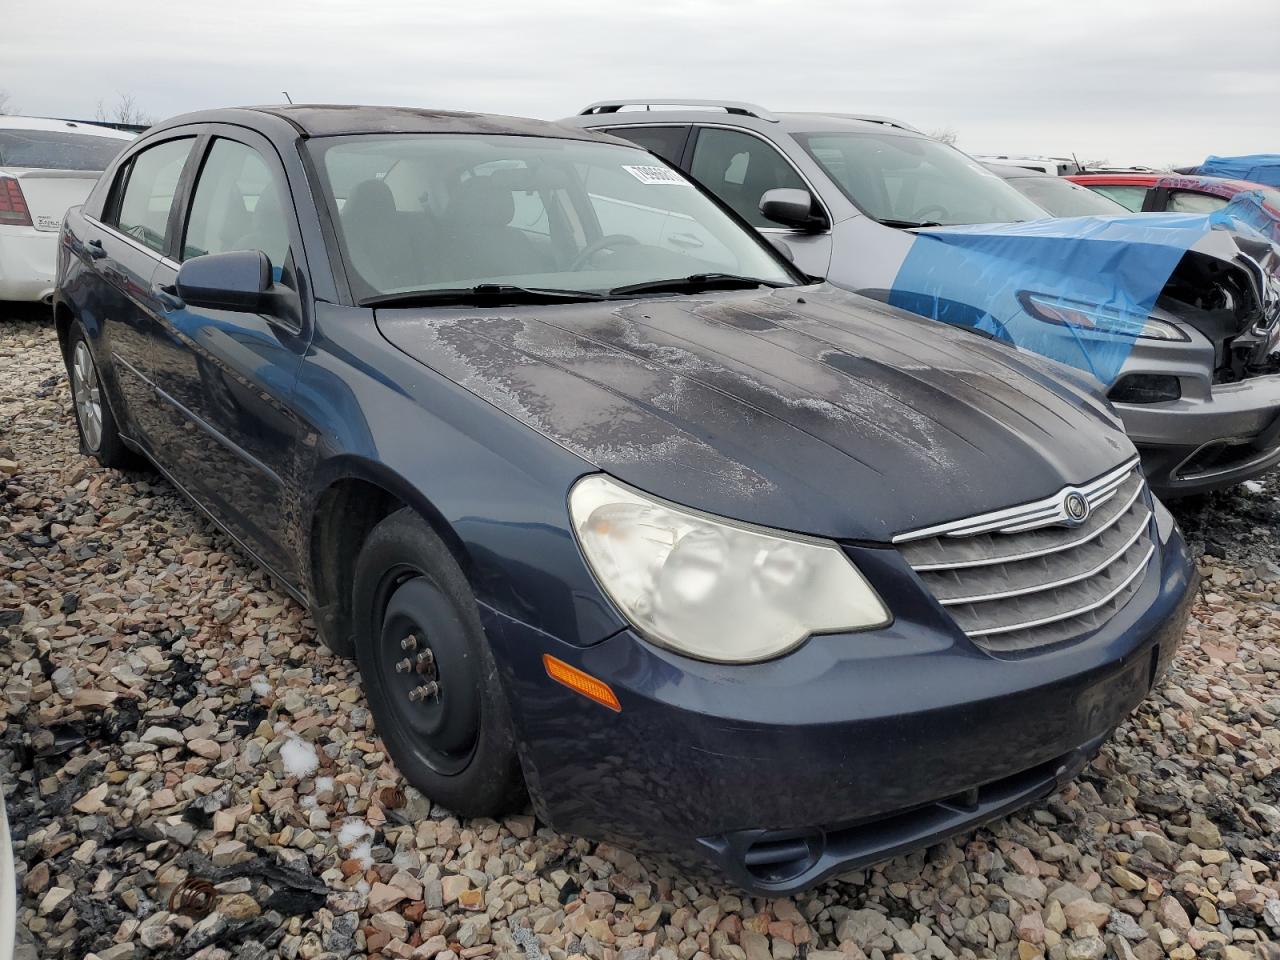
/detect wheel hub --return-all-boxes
[395,634,441,703]
[376,577,481,772]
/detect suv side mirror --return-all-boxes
[759,188,823,231]
[175,250,272,312]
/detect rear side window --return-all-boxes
[1087,184,1149,212]
[1167,190,1229,214]
[0,129,128,171]
[689,128,808,228]
[607,126,689,166]
[111,138,194,253]
[183,138,291,273]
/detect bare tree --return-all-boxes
[0,90,14,115]
[927,127,959,146]
[95,93,153,127]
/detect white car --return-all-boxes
[1,117,134,303]
[0,792,13,960]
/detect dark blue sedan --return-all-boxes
[54,105,1196,894]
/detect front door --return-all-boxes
[686,126,834,278]
[148,131,312,582]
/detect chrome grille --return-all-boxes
[895,460,1154,653]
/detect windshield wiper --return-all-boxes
[609,273,787,297]
[879,218,944,229]
[363,284,611,307]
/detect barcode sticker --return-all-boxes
[622,165,689,185]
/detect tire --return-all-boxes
[66,323,138,470]
[352,508,525,816]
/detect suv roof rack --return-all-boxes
[578,99,778,122]
[790,112,921,134]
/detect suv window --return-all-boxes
[689,128,807,228]
[1166,190,1228,214]
[607,126,689,166]
[183,138,290,274]
[112,138,194,253]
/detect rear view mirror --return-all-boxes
[759,188,822,231]
[176,250,272,312]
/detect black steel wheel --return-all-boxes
[352,508,525,816]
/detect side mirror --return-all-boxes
[759,188,822,231]
[175,250,272,312]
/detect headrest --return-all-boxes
[451,176,515,227]
[343,178,398,226]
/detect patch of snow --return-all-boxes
[351,842,374,871]
[1244,480,1265,494]
[280,736,319,779]
[338,819,373,848]
[250,676,273,697]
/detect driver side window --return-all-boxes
[689,128,807,227]
[183,138,291,280]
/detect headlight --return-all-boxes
[568,475,891,663]
[1018,292,1189,342]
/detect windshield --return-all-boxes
[0,129,129,171]
[794,131,1048,227]
[309,134,796,301]
[1004,175,1130,218]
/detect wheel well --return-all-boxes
[307,477,472,655]
[54,302,75,360]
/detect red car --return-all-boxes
[1068,172,1280,225]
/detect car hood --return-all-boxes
[376,284,1134,543]
[883,202,1280,384]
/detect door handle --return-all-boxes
[87,238,107,260]
[152,282,185,312]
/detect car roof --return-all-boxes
[0,116,135,139]
[570,100,926,138]
[149,104,619,143]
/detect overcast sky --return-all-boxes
[4,0,1277,167]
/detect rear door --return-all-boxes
[80,135,197,445]
[686,125,834,277]
[148,127,312,581]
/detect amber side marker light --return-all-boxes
[543,654,621,712]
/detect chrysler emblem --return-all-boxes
[1063,490,1090,525]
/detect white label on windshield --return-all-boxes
[622,165,689,185]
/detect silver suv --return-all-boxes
[565,99,1280,497]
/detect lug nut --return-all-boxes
[395,657,412,673]
[401,634,418,651]
[416,650,436,674]
[408,681,440,702]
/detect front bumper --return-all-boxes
[0,227,58,302]
[482,505,1196,895]
[1116,372,1280,496]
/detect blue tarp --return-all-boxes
[887,200,1276,385]
[1190,154,1280,188]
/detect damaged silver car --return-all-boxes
[568,100,1280,495]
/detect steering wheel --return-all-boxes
[911,205,949,224]
[569,234,639,271]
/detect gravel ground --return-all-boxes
[2,308,1279,960]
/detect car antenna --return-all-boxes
[282,91,294,104]
[1072,151,1084,174]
